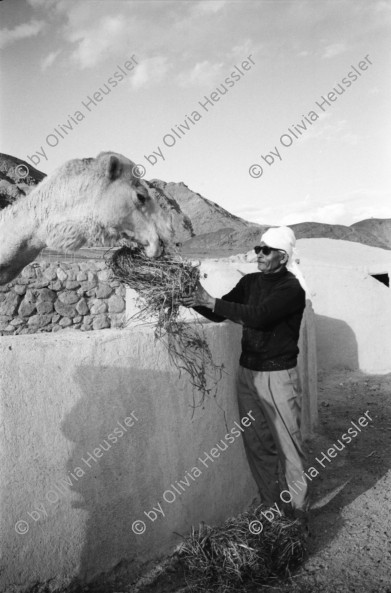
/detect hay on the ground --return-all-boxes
[177,505,307,592]
[105,246,224,409]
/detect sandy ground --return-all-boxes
[112,367,391,593]
[287,367,391,592]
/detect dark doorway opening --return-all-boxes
[370,273,389,287]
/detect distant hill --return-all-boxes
[181,227,268,257]
[0,152,389,252]
[290,221,390,250]
[350,219,391,249]
[181,219,391,256]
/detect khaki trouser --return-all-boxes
[236,365,309,512]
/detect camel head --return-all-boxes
[0,152,176,285]
[37,151,174,257]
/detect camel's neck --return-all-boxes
[0,208,45,284]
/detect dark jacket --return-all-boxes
[194,267,305,371]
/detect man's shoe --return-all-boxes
[293,510,310,540]
[280,501,294,518]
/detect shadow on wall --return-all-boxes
[315,314,359,371]
[61,355,250,590]
[61,364,173,587]
[298,299,318,440]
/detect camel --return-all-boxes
[0,151,174,285]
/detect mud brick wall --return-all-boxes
[0,261,125,335]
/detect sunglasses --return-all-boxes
[254,245,285,256]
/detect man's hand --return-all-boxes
[181,281,216,310]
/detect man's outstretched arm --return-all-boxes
[181,277,246,323]
[192,305,225,323]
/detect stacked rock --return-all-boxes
[0,261,126,335]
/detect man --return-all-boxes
[182,226,309,533]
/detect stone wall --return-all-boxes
[0,261,125,335]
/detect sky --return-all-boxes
[1,0,390,226]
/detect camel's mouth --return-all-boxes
[119,230,149,247]
[119,231,164,258]
[120,230,135,240]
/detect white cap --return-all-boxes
[260,226,296,262]
[259,226,310,294]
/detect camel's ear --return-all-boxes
[105,155,122,180]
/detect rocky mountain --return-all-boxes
[150,180,259,235]
[0,153,45,209]
[144,180,194,243]
[0,152,389,253]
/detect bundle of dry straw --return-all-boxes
[178,505,307,592]
[106,246,224,408]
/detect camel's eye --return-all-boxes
[136,190,149,204]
